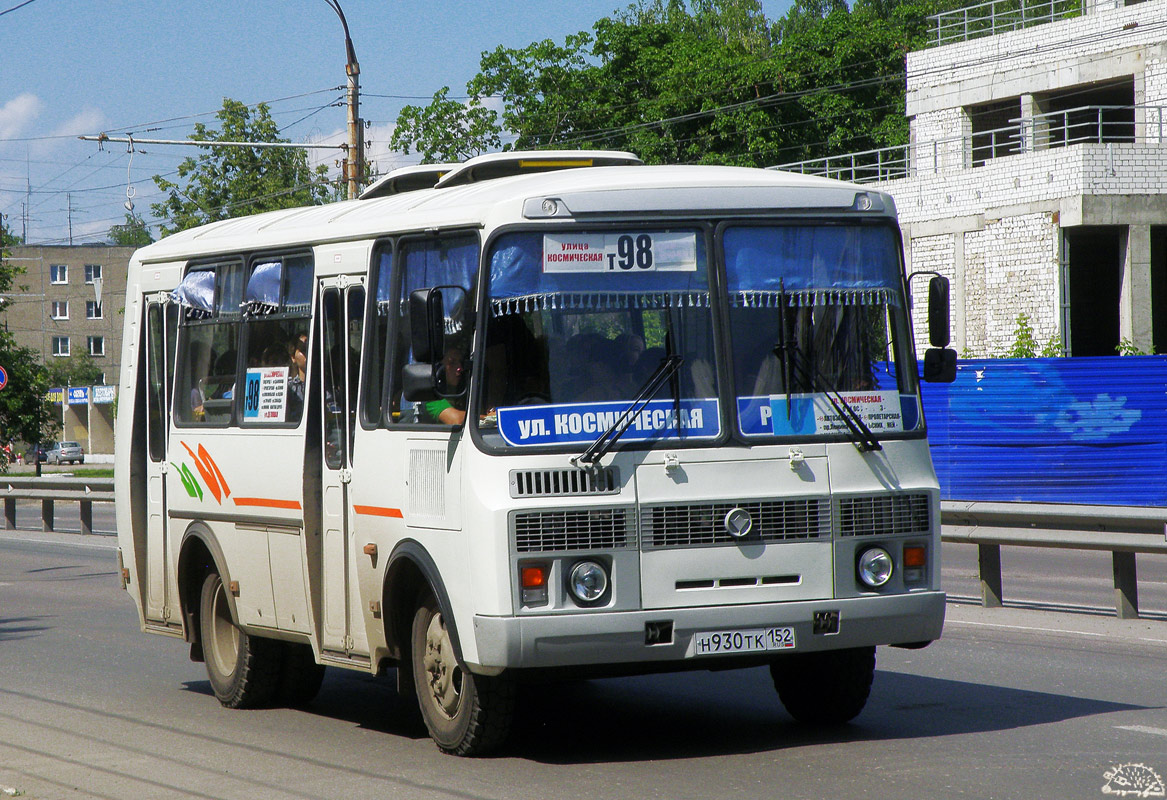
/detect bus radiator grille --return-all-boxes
[512,507,636,553]
[509,467,621,499]
[836,493,930,537]
[640,499,830,549]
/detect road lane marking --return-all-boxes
[1116,725,1167,738]
[0,535,116,551]
[948,619,1109,637]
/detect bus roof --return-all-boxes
[358,163,458,200]
[132,164,892,265]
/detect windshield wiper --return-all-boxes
[774,278,792,420]
[572,354,684,467]
[777,343,883,453]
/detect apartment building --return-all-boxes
[3,244,132,456]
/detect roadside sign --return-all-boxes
[0,365,7,391]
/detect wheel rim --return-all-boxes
[206,579,240,677]
[422,610,463,719]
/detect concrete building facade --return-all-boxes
[777,0,1167,358]
[3,244,133,458]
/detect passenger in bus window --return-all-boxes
[613,332,645,372]
[563,334,621,402]
[287,333,308,420]
[422,345,467,425]
[188,341,211,420]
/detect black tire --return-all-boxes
[198,570,281,709]
[276,642,326,708]
[411,592,514,756]
[770,646,876,725]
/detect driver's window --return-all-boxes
[388,234,478,427]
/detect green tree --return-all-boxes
[43,352,105,389]
[1006,313,1039,358]
[152,98,334,235]
[393,0,937,168]
[389,87,502,163]
[0,339,57,469]
[108,212,154,246]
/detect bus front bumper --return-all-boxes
[470,590,946,671]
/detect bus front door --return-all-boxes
[143,296,178,628]
[318,279,368,658]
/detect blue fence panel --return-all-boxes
[921,357,1167,506]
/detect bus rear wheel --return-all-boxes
[199,570,281,709]
[410,592,514,756]
[770,646,876,725]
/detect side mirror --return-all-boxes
[402,284,471,402]
[923,347,957,383]
[402,361,438,402]
[928,276,951,349]
[408,288,445,364]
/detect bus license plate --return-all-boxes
[688,627,796,657]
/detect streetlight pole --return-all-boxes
[325,0,364,200]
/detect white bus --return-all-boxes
[115,151,956,756]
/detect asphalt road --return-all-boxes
[1,527,1165,800]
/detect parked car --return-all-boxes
[47,441,84,465]
[25,443,48,464]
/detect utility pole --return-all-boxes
[24,158,30,241]
[67,193,73,245]
[326,0,363,199]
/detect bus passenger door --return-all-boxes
[143,295,177,627]
[318,278,367,657]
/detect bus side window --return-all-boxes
[171,261,242,426]
[363,244,393,427]
[240,254,313,426]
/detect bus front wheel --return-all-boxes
[199,570,281,709]
[410,592,514,756]
[770,646,876,725]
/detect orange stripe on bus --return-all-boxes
[233,497,302,510]
[353,504,404,518]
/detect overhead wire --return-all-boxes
[0,0,37,17]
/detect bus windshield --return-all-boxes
[725,224,920,440]
[477,229,721,449]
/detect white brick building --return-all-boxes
[777,0,1167,357]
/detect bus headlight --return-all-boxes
[568,560,609,604]
[857,547,894,588]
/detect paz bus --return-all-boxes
[115,151,956,756]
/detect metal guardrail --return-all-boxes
[771,104,1167,184]
[2,477,114,536]
[927,0,1089,47]
[941,500,1167,619]
[1,481,1161,619]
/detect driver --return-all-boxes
[422,345,467,425]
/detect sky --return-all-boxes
[0,0,792,246]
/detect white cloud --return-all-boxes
[363,122,421,178]
[0,93,44,141]
[52,108,106,138]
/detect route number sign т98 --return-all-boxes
[543,232,698,273]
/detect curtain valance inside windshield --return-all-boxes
[723,225,903,293]
[731,288,901,308]
[488,232,709,317]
